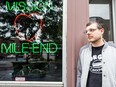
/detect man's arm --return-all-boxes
[76,55,82,87]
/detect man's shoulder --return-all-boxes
[80,44,90,51]
[107,42,116,48]
[79,44,90,55]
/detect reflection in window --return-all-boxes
[0,0,62,81]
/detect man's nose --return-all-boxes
[86,30,91,34]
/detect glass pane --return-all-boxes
[0,0,62,81]
[89,0,113,42]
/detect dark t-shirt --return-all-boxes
[86,45,104,87]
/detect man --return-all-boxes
[76,18,116,87]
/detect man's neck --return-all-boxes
[91,39,105,47]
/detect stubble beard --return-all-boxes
[89,37,102,44]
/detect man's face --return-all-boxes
[85,23,104,43]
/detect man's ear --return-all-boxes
[101,28,104,34]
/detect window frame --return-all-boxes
[112,0,116,43]
[0,0,67,86]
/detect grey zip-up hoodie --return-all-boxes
[76,42,116,87]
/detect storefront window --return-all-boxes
[0,0,62,81]
[89,0,113,42]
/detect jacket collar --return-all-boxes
[88,41,108,51]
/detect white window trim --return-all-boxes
[0,0,67,86]
[112,0,116,43]
[0,82,63,87]
[63,0,67,86]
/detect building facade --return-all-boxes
[0,0,116,87]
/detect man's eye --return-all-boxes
[90,29,96,32]
[90,29,93,31]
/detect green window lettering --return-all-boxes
[6,1,16,11]
[49,43,58,54]
[32,43,39,53]
[19,1,26,11]
[1,43,12,53]
[40,43,49,53]
[22,43,29,53]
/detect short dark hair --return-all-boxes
[86,17,105,29]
